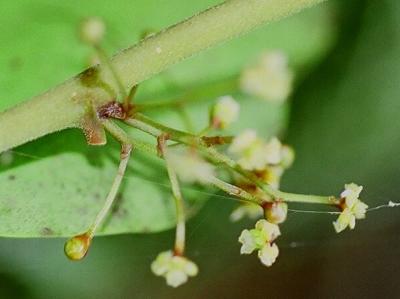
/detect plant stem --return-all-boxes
[0,0,326,154]
[159,138,187,256]
[207,176,263,205]
[94,46,127,101]
[125,114,339,205]
[87,120,132,238]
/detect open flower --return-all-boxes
[211,95,240,129]
[166,148,215,184]
[238,219,280,266]
[333,183,368,233]
[240,50,294,103]
[229,130,288,172]
[151,250,198,288]
[228,130,271,171]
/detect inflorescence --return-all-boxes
[61,17,369,288]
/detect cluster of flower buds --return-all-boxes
[228,130,294,222]
[228,130,294,182]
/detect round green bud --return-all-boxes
[64,233,92,261]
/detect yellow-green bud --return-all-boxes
[64,233,92,261]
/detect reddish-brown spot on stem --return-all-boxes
[97,101,127,120]
[202,135,233,147]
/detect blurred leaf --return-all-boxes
[0,0,336,236]
[285,0,400,236]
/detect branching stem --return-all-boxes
[125,114,339,206]
[0,0,327,154]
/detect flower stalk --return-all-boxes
[125,114,338,206]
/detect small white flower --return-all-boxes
[230,202,263,222]
[151,250,198,288]
[264,202,288,224]
[166,148,215,184]
[229,130,268,171]
[238,219,281,267]
[333,183,368,233]
[229,131,288,172]
[264,137,283,165]
[211,95,240,129]
[80,17,105,45]
[240,50,294,103]
[229,129,258,154]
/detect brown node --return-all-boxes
[237,182,258,194]
[97,101,127,120]
[156,133,170,157]
[202,136,233,147]
[81,114,107,146]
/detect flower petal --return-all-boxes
[238,229,257,254]
[353,201,368,219]
[184,260,199,277]
[151,250,173,276]
[166,270,188,288]
[258,243,279,267]
[255,219,281,242]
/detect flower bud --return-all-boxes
[211,95,240,129]
[264,202,288,224]
[64,233,92,261]
[240,50,294,103]
[79,17,105,45]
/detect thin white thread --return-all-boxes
[5,151,400,215]
[10,150,41,160]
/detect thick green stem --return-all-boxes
[0,0,326,154]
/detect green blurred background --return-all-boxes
[1,0,400,298]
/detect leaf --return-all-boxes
[0,0,336,236]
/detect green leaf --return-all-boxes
[0,0,336,236]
